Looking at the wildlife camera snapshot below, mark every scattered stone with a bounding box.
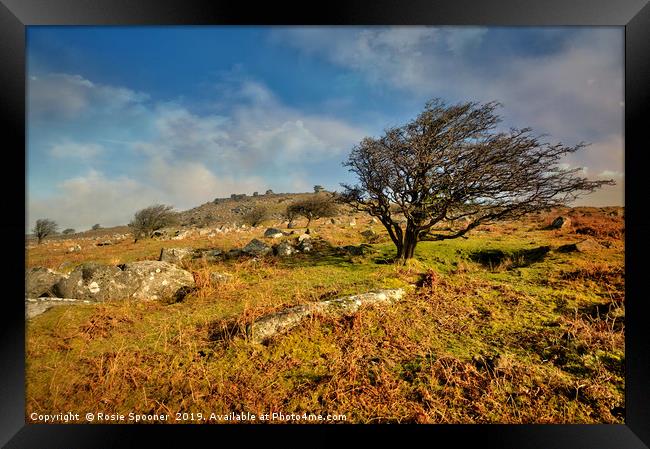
[297,239,313,252]
[26,267,65,298]
[247,289,405,344]
[53,262,128,302]
[159,247,195,265]
[199,249,223,262]
[120,261,196,303]
[67,244,81,253]
[172,230,192,240]
[25,297,93,319]
[52,261,195,303]
[548,216,570,230]
[210,272,234,284]
[264,228,284,238]
[557,239,601,253]
[298,233,311,242]
[226,249,243,259]
[349,218,356,226]
[242,239,272,257]
[274,241,297,257]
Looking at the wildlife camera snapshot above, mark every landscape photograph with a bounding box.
[25,26,624,424]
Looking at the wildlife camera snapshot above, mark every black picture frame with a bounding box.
[2,0,649,447]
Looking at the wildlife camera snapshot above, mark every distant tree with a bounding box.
[338,98,614,261]
[91,224,101,230]
[313,185,325,193]
[253,191,259,197]
[62,228,75,235]
[265,189,274,195]
[286,194,338,228]
[129,204,177,242]
[242,205,269,227]
[33,218,58,244]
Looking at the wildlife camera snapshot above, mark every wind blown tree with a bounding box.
[338,99,614,261]
[129,204,177,242]
[287,194,338,228]
[62,228,75,235]
[32,218,58,244]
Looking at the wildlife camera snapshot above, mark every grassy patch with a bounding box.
[25,207,624,423]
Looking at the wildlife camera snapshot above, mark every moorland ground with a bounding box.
[25,197,625,424]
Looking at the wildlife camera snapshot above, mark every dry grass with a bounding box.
[25,207,624,424]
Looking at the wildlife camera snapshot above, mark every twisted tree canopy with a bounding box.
[338,99,615,260]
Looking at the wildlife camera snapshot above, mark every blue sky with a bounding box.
[27,26,624,231]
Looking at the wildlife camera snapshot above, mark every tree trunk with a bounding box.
[398,225,418,261]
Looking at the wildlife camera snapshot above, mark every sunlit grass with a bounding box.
[25,206,625,423]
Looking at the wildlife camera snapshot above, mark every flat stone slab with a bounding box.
[25,297,94,319]
[247,288,405,344]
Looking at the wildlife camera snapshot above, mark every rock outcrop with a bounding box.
[242,239,272,257]
[548,216,570,230]
[264,228,285,238]
[274,241,297,257]
[51,261,195,303]
[246,289,405,344]
[159,247,195,265]
[25,267,65,298]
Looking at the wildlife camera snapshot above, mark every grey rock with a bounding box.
[159,247,195,265]
[248,289,405,344]
[264,228,285,238]
[297,239,313,252]
[67,244,81,253]
[53,261,195,303]
[274,241,297,257]
[53,262,130,302]
[25,297,93,319]
[225,249,243,259]
[120,261,196,302]
[26,267,65,298]
[549,216,570,230]
[198,249,223,262]
[298,233,311,242]
[242,239,272,257]
[556,239,601,253]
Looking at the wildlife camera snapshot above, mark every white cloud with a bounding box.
[29,73,149,119]
[271,27,624,205]
[132,80,367,172]
[28,74,369,230]
[50,141,104,159]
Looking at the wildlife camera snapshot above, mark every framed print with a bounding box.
[2,0,649,447]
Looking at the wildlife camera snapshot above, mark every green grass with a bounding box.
[25,207,625,423]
